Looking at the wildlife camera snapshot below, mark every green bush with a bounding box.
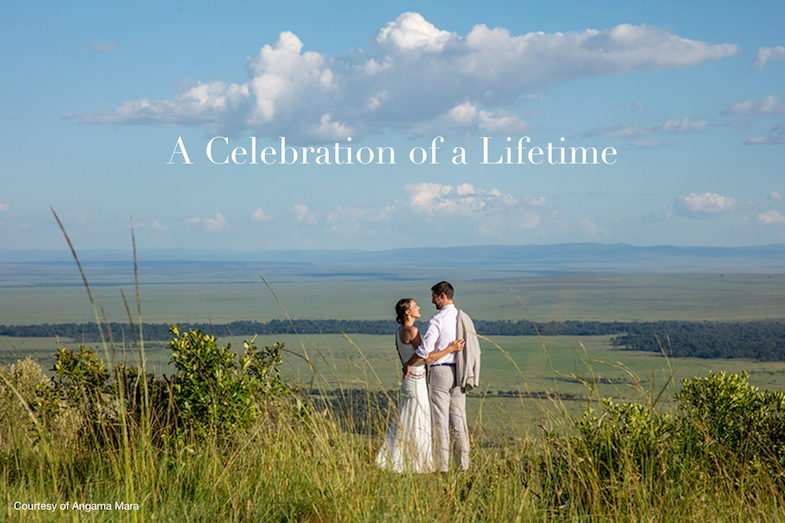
[168,325,298,435]
[574,398,676,481]
[677,371,785,470]
[558,370,785,502]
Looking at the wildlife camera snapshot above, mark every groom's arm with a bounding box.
[403,321,465,377]
[402,317,439,378]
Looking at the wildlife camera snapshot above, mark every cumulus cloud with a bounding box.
[769,191,782,201]
[631,139,680,148]
[758,210,785,224]
[65,13,738,140]
[752,46,785,70]
[0,203,8,212]
[526,196,547,206]
[183,212,229,232]
[578,218,607,235]
[726,96,785,145]
[405,182,517,216]
[292,204,317,223]
[727,95,785,116]
[672,192,737,217]
[401,182,543,232]
[322,182,545,235]
[744,122,785,145]
[151,220,167,230]
[326,204,396,227]
[587,118,708,138]
[250,208,272,222]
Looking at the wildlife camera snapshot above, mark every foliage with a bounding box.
[574,398,677,481]
[168,325,299,435]
[8,318,785,361]
[676,371,785,470]
[5,342,785,521]
[613,320,785,360]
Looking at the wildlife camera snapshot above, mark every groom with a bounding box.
[403,281,478,472]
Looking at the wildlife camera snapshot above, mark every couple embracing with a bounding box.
[376,281,480,473]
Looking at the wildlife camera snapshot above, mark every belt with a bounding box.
[432,363,455,366]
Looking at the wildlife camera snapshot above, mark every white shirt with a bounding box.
[416,303,458,365]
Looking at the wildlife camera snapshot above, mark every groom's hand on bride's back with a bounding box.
[450,339,466,352]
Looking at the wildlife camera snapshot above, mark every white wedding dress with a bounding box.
[375,328,435,473]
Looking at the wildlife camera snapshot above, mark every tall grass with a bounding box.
[5,353,785,522]
[2,217,785,521]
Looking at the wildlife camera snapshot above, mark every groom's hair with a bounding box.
[431,281,454,299]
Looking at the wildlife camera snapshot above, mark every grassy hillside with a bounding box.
[3,331,785,522]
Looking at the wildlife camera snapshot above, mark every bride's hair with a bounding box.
[395,298,414,324]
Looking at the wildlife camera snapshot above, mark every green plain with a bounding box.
[3,273,785,325]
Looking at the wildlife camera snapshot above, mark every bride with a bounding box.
[376,298,464,473]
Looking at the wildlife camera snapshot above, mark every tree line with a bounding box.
[0,318,627,341]
[3,318,785,361]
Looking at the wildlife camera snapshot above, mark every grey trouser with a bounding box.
[428,365,469,471]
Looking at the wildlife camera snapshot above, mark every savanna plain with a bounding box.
[3,266,785,521]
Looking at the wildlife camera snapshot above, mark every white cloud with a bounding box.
[727,98,785,144]
[183,212,229,232]
[728,95,785,116]
[250,208,272,222]
[0,203,8,212]
[518,211,541,230]
[65,13,738,140]
[326,204,396,227]
[587,118,707,138]
[768,191,782,201]
[525,196,547,206]
[374,12,454,53]
[405,182,517,216]
[744,122,785,145]
[745,136,785,145]
[203,213,228,231]
[151,220,167,230]
[414,102,528,136]
[752,46,785,70]
[758,210,785,224]
[292,204,317,223]
[321,182,543,235]
[89,39,119,53]
[673,192,737,216]
[661,118,708,133]
[631,139,680,148]
[578,218,607,235]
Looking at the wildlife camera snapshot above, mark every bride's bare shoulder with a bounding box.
[399,325,419,344]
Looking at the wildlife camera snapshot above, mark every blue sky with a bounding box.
[2,0,784,252]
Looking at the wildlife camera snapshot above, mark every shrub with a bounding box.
[168,325,298,435]
[574,398,677,481]
[676,371,785,470]
[0,358,49,447]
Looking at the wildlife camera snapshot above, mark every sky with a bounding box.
[2,0,785,253]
